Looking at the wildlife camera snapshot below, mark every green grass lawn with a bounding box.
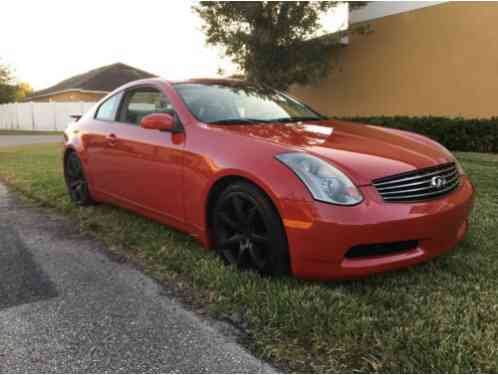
[0,144,497,372]
[0,129,63,136]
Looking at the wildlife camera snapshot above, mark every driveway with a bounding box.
[0,135,63,147]
[0,183,274,373]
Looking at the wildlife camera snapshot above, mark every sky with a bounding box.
[0,0,348,91]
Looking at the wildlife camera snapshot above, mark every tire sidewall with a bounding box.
[213,181,290,276]
[64,152,94,206]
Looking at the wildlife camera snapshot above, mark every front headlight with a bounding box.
[276,152,363,206]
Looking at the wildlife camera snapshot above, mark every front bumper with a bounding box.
[282,176,475,280]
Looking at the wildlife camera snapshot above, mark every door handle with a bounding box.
[106,133,117,146]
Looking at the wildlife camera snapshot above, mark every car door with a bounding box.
[84,91,124,194]
[105,86,186,223]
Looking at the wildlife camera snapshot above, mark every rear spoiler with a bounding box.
[70,114,82,122]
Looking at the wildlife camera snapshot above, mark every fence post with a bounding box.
[15,103,20,129]
[10,104,14,130]
[31,102,35,130]
[53,102,57,131]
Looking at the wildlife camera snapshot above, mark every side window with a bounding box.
[121,88,173,125]
[95,93,122,121]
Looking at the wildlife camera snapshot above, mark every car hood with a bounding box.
[210,119,454,185]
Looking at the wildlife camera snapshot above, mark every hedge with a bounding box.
[340,116,498,154]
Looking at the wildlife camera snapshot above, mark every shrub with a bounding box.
[340,116,498,153]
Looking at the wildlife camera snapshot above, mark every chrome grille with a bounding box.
[373,163,460,203]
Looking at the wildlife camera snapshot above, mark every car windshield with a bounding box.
[173,83,325,124]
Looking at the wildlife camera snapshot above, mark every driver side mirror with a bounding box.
[140,113,181,132]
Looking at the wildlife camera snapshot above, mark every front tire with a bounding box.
[212,181,290,276]
[64,152,95,206]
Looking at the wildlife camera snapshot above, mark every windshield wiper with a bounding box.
[267,116,326,123]
[207,118,271,125]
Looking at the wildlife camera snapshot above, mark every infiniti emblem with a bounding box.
[431,175,447,189]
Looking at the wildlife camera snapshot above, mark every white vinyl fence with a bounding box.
[0,102,97,131]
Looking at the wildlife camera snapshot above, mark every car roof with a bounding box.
[130,77,249,86]
[114,77,253,94]
[169,78,249,86]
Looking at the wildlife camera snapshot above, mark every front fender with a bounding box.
[195,161,312,249]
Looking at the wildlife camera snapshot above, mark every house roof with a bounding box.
[27,63,157,100]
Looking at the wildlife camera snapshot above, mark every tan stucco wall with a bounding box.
[31,91,106,103]
[290,2,498,118]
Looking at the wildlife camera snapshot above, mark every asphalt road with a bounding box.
[0,135,62,147]
[0,182,274,372]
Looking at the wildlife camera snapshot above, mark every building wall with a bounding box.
[31,91,106,103]
[290,2,498,119]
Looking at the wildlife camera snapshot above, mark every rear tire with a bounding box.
[212,181,290,276]
[64,152,95,206]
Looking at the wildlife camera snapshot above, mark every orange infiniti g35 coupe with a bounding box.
[63,78,475,280]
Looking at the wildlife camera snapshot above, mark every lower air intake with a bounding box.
[345,240,419,259]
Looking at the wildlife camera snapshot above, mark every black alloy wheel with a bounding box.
[65,152,95,206]
[212,182,290,276]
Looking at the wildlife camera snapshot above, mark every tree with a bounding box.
[194,1,347,89]
[0,60,33,103]
[0,61,15,104]
[14,82,33,102]
[0,60,12,83]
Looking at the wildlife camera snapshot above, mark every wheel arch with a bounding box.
[63,144,98,201]
[63,146,77,164]
[203,173,286,249]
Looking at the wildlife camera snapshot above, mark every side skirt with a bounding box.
[93,189,208,249]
